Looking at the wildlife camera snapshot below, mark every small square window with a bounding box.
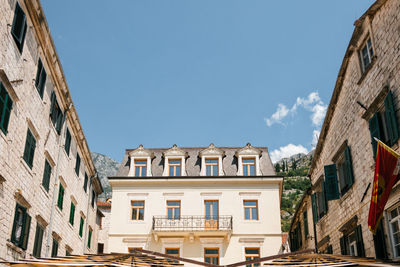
[134,160,147,177]
[360,37,374,73]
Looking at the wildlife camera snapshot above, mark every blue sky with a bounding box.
[41,0,375,163]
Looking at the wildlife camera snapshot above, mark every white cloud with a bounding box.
[311,130,320,148]
[264,92,327,127]
[264,104,289,126]
[270,144,309,163]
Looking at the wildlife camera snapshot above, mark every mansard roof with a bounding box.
[116,144,275,177]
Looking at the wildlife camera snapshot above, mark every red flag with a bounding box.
[368,139,400,234]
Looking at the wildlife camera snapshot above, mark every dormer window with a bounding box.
[128,145,154,177]
[205,158,218,176]
[199,144,225,176]
[162,145,188,177]
[242,158,255,176]
[236,143,262,176]
[168,159,182,176]
[134,160,147,177]
[360,37,374,73]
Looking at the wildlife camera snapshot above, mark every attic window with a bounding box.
[360,37,374,73]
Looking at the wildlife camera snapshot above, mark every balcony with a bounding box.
[152,216,232,240]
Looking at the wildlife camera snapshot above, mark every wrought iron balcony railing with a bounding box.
[152,215,233,231]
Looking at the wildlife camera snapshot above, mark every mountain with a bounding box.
[277,149,315,232]
[91,152,120,200]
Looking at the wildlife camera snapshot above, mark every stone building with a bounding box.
[108,144,283,265]
[288,188,315,253]
[305,0,400,260]
[0,0,102,261]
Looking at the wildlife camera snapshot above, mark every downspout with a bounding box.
[83,175,97,254]
[45,103,72,257]
[308,175,318,253]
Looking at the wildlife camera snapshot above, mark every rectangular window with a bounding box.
[167,200,181,219]
[311,181,328,223]
[35,58,47,98]
[66,250,71,256]
[11,203,31,250]
[11,2,27,53]
[83,173,88,192]
[389,206,400,258]
[69,201,75,226]
[79,217,84,237]
[204,248,219,265]
[57,184,64,210]
[303,211,309,238]
[0,82,13,135]
[360,38,374,73]
[51,238,58,257]
[87,227,92,248]
[205,158,218,176]
[23,129,36,169]
[131,201,144,220]
[290,221,303,252]
[128,247,142,253]
[245,247,260,267]
[165,248,180,263]
[242,158,255,176]
[32,223,44,258]
[98,243,104,254]
[65,128,71,156]
[91,189,96,208]
[134,159,147,177]
[168,159,181,176]
[50,91,63,134]
[340,225,365,257]
[42,160,52,192]
[75,154,81,176]
[244,200,258,220]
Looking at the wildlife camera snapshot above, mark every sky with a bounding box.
[41,0,375,163]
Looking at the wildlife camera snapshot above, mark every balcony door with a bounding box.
[204,200,218,230]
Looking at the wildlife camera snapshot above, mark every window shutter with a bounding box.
[33,224,44,258]
[340,236,347,255]
[10,204,21,244]
[69,202,75,225]
[84,173,88,192]
[21,213,31,250]
[355,225,366,257]
[303,211,309,238]
[369,113,381,159]
[344,146,355,188]
[79,217,84,237]
[50,91,56,123]
[55,111,63,134]
[42,160,51,192]
[311,193,318,223]
[297,221,302,248]
[321,181,328,214]
[385,91,399,146]
[324,164,339,200]
[11,2,27,52]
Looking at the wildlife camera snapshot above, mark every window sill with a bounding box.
[39,184,50,198]
[20,158,34,177]
[316,214,328,225]
[357,56,377,85]
[6,241,25,254]
[55,205,63,217]
[339,186,354,204]
[129,220,146,224]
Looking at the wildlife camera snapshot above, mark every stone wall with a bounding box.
[310,0,400,259]
[0,0,101,261]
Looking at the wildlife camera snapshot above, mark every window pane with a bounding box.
[205,249,218,254]
[245,248,259,254]
[391,209,398,219]
[167,209,173,219]
[206,166,211,176]
[142,166,147,176]
[132,209,137,220]
[250,166,255,176]
[213,166,218,175]
[206,159,218,164]
[244,201,257,206]
[243,165,248,176]
[169,160,181,164]
[176,166,181,176]
[174,208,180,219]
[138,209,144,220]
[245,208,250,220]
[135,167,140,177]
[252,208,258,220]
[243,159,255,163]
[166,249,179,255]
[168,201,180,206]
[169,166,174,175]
[132,202,143,207]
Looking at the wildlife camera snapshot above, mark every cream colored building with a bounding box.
[306,0,400,260]
[0,0,102,261]
[108,144,283,265]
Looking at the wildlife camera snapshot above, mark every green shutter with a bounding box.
[65,129,71,155]
[23,129,36,168]
[320,182,328,215]
[369,113,381,159]
[87,228,92,248]
[11,2,27,52]
[69,202,75,225]
[79,217,84,237]
[35,58,46,98]
[340,236,347,255]
[57,184,64,210]
[33,224,44,258]
[42,160,51,192]
[51,239,58,257]
[344,146,355,188]
[355,225,366,257]
[50,92,56,124]
[324,164,339,200]
[385,91,399,146]
[311,193,318,223]
[303,211,309,238]
[0,82,13,135]
[75,154,80,176]
[10,204,24,244]
[84,173,88,192]
[21,213,31,250]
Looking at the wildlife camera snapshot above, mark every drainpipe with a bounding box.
[45,103,72,257]
[308,176,318,253]
[83,178,92,254]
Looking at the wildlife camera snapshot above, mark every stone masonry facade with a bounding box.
[309,0,400,259]
[0,0,102,261]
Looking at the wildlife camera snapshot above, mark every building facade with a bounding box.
[288,188,315,253]
[306,0,400,260]
[0,0,102,261]
[108,144,283,265]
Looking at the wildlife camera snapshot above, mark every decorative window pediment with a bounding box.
[235,143,262,176]
[162,145,188,176]
[199,144,225,176]
[128,145,154,177]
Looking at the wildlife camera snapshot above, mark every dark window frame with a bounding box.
[0,82,13,135]
[75,154,81,177]
[32,222,44,258]
[23,128,36,169]
[10,203,31,250]
[57,184,64,210]
[11,2,27,53]
[64,128,71,156]
[35,58,47,98]
[42,159,52,192]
